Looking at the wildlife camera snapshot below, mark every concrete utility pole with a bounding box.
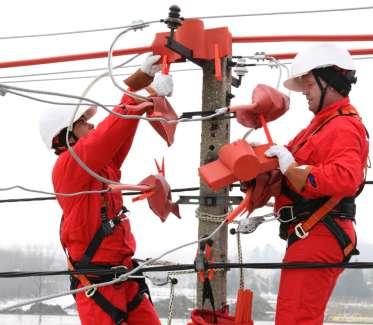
[197,58,231,309]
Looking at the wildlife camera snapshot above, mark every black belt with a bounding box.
[277,194,356,223]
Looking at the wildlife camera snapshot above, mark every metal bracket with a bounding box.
[177,195,243,206]
[179,110,235,120]
[166,36,205,67]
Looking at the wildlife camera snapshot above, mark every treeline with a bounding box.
[0,247,67,300]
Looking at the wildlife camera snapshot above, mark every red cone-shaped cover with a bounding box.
[148,96,178,146]
[234,84,289,128]
[138,174,180,222]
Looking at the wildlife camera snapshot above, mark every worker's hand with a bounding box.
[141,54,162,77]
[265,145,295,174]
[147,74,173,97]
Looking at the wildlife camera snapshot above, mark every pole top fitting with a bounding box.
[163,5,183,30]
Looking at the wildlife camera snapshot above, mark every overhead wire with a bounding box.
[0,64,142,80]
[192,6,373,20]
[0,68,202,84]
[0,19,160,40]
[0,185,109,198]
[2,261,373,279]
[0,186,201,204]
[2,57,373,85]
[1,6,373,40]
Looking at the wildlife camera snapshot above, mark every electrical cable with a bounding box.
[0,186,200,204]
[2,56,373,85]
[0,68,202,84]
[0,185,109,197]
[2,6,373,40]
[107,25,152,102]
[192,6,373,20]
[1,261,373,279]
[0,64,140,80]
[0,20,160,40]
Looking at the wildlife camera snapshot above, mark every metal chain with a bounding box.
[195,207,233,223]
[237,231,245,289]
[167,276,177,325]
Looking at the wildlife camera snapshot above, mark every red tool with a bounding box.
[136,159,180,222]
[147,96,178,146]
[199,140,278,192]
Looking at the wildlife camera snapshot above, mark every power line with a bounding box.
[1,53,372,84]
[0,20,160,40]
[0,64,141,79]
[1,182,373,204]
[1,6,373,40]
[2,55,373,84]
[1,261,373,279]
[0,68,202,84]
[193,6,373,20]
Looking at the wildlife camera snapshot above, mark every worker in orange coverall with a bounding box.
[39,55,172,325]
[264,43,369,325]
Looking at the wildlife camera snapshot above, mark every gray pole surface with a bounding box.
[197,58,231,309]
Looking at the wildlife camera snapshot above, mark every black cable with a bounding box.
[0,186,200,204]
[2,261,373,278]
[1,181,373,204]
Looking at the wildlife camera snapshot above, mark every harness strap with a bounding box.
[90,290,129,325]
[292,196,341,239]
[287,215,359,262]
[69,273,144,325]
[79,215,122,265]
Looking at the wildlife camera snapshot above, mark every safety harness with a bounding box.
[62,193,151,325]
[278,104,367,262]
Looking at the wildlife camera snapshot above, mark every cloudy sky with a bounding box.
[0,0,372,266]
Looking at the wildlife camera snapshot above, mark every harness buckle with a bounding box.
[111,265,128,280]
[294,222,309,239]
[85,286,97,298]
[276,205,296,223]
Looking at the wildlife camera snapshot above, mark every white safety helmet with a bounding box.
[39,105,97,149]
[283,43,355,92]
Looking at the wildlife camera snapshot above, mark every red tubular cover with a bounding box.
[199,141,278,191]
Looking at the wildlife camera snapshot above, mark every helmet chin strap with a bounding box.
[312,71,328,113]
[52,128,79,155]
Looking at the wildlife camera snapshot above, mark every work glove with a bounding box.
[141,54,162,77]
[123,54,161,91]
[265,145,295,174]
[146,74,173,97]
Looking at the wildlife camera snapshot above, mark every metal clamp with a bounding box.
[177,195,243,206]
[294,223,309,239]
[111,265,128,280]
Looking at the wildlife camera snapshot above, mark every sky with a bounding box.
[0,0,373,266]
